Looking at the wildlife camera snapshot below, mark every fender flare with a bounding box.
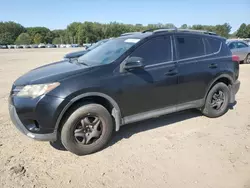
[54,92,122,133]
[204,74,234,99]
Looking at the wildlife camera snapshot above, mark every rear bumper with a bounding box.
[230,80,240,103]
[9,103,57,141]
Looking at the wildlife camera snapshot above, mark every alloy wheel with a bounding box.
[210,90,225,110]
[74,116,102,145]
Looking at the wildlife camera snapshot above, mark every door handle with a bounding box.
[165,69,178,76]
[209,63,218,69]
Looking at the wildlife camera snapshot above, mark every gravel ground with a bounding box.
[0,49,250,188]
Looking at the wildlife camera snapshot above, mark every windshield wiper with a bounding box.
[78,60,89,66]
[69,58,89,66]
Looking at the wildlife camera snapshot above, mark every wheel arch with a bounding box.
[55,92,122,134]
[204,74,234,101]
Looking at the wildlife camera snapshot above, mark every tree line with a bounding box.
[0,21,249,45]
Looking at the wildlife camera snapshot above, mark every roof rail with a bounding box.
[120,32,141,36]
[142,27,177,33]
[177,29,217,35]
[143,28,217,35]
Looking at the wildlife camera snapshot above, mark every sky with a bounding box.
[0,0,249,32]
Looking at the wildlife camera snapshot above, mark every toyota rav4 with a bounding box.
[9,29,240,155]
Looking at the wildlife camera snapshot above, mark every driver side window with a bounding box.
[129,36,172,66]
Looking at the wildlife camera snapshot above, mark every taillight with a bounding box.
[232,55,240,63]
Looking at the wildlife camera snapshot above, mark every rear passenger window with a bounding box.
[130,36,172,66]
[175,35,205,59]
[204,38,222,54]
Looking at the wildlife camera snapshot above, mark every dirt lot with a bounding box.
[0,49,250,188]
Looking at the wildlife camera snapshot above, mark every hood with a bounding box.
[64,50,89,59]
[14,60,89,85]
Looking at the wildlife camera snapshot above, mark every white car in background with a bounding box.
[226,39,250,64]
[38,43,46,48]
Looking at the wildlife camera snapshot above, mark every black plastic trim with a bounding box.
[122,99,204,125]
[55,92,122,133]
[9,104,56,141]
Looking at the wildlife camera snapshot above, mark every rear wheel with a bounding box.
[244,54,250,64]
[61,103,114,155]
[202,82,230,118]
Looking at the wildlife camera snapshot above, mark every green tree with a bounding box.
[52,37,61,44]
[44,31,54,43]
[0,32,13,44]
[0,21,25,44]
[180,24,188,29]
[246,24,250,38]
[191,23,231,38]
[27,27,50,43]
[214,23,231,38]
[236,23,248,38]
[33,33,43,44]
[67,22,81,43]
[52,29,66,43]
[15,33,32,44]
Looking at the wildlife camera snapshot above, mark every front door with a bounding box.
[116,35,178,117]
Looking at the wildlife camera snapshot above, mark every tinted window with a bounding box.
[130,36,172,66]
[228,42,237,49]
[205,38,222,54]
[175,35,205,59]
[237,42,248,48]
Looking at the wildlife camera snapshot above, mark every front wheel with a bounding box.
[61,103,114,155]
[202,82,230,118]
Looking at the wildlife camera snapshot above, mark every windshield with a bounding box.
[87,40,107,51]
[78,38,139,66]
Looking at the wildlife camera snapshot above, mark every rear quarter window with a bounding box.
[204,38,222,54]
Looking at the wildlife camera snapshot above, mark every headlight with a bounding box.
[16,82,60,98]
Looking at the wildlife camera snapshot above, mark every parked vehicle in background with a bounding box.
[0,45,8,49]
[60,44,66,48]
[243,39,250,45]
[15,45,23,49]
[66,44,72,48]
[71,44,80,48]
[38,43,46,48]
[227,39,250,64]
[83,43,92,49]
[64,39,109,60]
[46,44,56,48]
[30,44,39,48]
[9,29,240,155]
[22,45,31,48]
[7,45,15,49]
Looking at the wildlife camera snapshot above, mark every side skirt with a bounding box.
[122,99,204,125]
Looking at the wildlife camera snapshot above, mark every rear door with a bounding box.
[116,35,178,117]
[174,34,222,105]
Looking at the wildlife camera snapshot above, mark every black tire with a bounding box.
[244,54,250,64]
[202,82,230,118]
[61,103,114,155]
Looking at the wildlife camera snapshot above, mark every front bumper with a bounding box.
[230,80,240,103]
[9,104,57,141]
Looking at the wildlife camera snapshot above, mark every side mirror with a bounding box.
[124,57,144,70]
